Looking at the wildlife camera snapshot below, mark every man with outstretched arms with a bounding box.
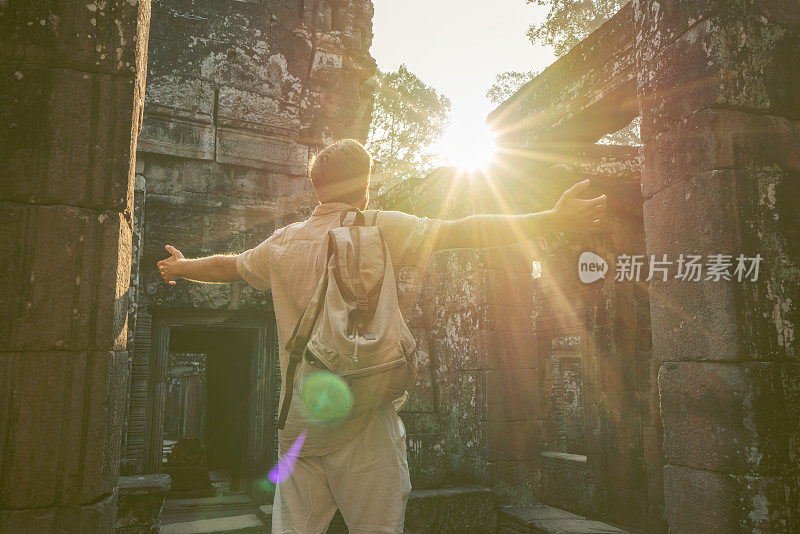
[157,139,605,534]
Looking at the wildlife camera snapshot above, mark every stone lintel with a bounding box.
[488,2,637,149]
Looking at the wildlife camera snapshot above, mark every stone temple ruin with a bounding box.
[1,0,798,532]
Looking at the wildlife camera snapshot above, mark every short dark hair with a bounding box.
[309,139,372,203]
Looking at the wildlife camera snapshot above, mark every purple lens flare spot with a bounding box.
[267,430,308,484]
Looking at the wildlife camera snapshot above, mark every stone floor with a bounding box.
[158,485,498,533]
[156,489,636,534]
[499,504,631,534]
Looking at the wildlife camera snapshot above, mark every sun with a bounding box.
[434,109,498,171]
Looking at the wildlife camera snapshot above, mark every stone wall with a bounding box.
[123,0,376,472]
[635,0,800,531]
[0,0,151,531]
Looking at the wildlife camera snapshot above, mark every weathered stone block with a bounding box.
[147,0,311,99]
[439,370,485,422]
[636,0,800,65]
[0,66,137,210]
[605,452,647,491]
[135,156,181,195]
[428,309,486,372]
[0,204,131,351]
[405,433,447,489]
[0,491,119,534]
[405,332,434,413]
[311,49,345,81]
[114,474,171,533]
[0,351,128,508]
[142,193,289,262]
[138,116,215,160]
[443,418,486,468]
[645,466,667,530]
[484,332,537,370]
[539,452,598,518]
[0,0,142,74]
[657,362,791,473]
[485,268,535,308]
[216,128,309,173]
[142,269,238,311]
[638,14,800,141]
[179,160,232,196]
[734,163,800,362]
[663,464,800,533]
[484,421,540,462]
[424,249,486,314]
[641,109,800,198]
[400,412,441,436]
[642,424,664,468]
[403,486,498,534]
[499,503,627,534]
[217,86,300,136]
[635,0,717,64]
[643,171,740,362]
[484,459,539,504]
[488,305,533,334]
[485,368,538,421]
[273,173,309,197]
[604,486,647,527]
[143,75,215,123]
[231,168,277,199]
[642,170,740,256]
[483,244,538,273]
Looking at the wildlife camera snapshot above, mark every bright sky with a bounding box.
[371,0,556,169]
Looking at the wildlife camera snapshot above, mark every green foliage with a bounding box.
[366,65,451,190]
[486,70,539,105]
[526,0,626,57]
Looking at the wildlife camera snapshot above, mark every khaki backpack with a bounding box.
[277,209,418,430]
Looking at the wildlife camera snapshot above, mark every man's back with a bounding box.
[236,202,440,456]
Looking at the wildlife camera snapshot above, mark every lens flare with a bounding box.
[267,430,307,484]
[300,371,353,423]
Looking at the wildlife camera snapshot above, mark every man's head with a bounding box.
[309,139,372,208]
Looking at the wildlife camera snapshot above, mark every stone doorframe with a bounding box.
[143,311,278,500]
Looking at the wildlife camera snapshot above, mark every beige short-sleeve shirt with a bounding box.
[236,202,440,456]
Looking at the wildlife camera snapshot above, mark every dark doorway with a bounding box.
[166,327,258,493]
[145,313,278,502]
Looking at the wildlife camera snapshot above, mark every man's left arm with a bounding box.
[433,180,606,251]
[157,245,241,285]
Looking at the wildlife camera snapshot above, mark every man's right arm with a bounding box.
[157,245,241,285]
[433,180,606,251]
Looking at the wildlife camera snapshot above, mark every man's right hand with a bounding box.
[549,179,607,233]
[157,245,185,285]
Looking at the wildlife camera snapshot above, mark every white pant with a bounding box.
[271,405,412,533]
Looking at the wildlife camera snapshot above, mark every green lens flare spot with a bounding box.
[300,372,353,423]
[257,478,276,494]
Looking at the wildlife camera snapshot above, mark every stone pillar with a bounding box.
[635,0,799,531]
[0,0,151,531]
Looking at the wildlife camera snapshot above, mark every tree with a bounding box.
[486,70,539,105]
[526,0,626,58]
[366,65,451,191]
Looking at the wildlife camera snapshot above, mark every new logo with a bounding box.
[578,252,608,284]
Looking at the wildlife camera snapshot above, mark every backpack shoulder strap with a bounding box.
[368,209,381,226]
[277,233,334,430]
